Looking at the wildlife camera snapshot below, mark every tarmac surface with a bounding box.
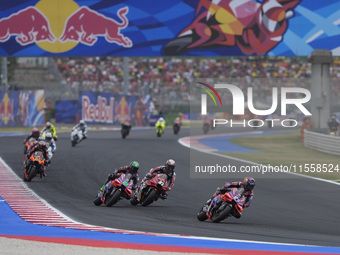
[0,127,339,247]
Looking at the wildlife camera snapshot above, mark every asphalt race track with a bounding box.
[1,127,340,247]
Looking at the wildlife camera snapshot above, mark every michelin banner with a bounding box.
[0,90,45,127]
[0,0,340,56]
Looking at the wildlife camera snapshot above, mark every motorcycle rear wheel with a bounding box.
[141,189,157,207]
[130,197,139,206]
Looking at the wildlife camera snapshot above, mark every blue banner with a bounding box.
[55,100,78,123]
[0,90,44,127]
[0,1,339,56]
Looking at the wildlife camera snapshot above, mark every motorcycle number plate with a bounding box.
[158,181,165,186]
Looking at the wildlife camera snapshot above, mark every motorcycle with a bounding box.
[173,120,181,135]
[203,119,215,134]
[197,188,246,223]
[130,173,169,207]
[121,124,131,139]
[23,151,46,182]
[93,173,134,207]
[156,125,164,137]
[71,127,83,147]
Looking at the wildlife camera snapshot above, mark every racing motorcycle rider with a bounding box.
[41,121,58,141]
[139,159,176,200]
[24,127,40,142]
[73,119,88,140]
[101,161,140,200]
[206,177,255,219]
[25,140,50,177]
[24,128,40,154]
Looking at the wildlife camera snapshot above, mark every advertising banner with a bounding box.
[0,90,44,127]
[0,0,339,56]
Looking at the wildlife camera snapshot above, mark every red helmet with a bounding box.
[243,177,256,191]
[31,128,40,138]
[165,159,175,175]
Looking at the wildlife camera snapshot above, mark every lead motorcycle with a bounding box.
[130,173,169,206]
[197,188,246,223]
[93,173,134,207]
[23,151,46,182]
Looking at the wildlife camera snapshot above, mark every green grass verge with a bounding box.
[220,131,340,181]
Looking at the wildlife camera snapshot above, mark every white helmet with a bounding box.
[45,132,53,142]
[79,120,85,126]
[159,117,164,123]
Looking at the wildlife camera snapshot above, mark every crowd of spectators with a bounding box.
[55,56,340,106]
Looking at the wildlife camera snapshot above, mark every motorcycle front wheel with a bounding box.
[211,203,232,223]
[197,205,208,221]
[106,189,122,207]
[141,189,157,207]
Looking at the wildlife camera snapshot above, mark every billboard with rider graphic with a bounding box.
[0,0,340,56]
[0,90,44,127]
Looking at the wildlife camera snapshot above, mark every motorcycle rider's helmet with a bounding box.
[31,128,40,139]
[243,177,256,191]
[129,161,140,173]
[46,122,52,129]
[79,120,85,127]
[165,159,175,175]
[159,117,164,123]
[37,141,47,151]
[45,132,53,143]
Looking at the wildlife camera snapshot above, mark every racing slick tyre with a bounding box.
[106,189,122,207]
[197,205,209,221]
[211,203,232,223]
[141,189,157,207]
[130,197,139,206]
[93,196,103,206]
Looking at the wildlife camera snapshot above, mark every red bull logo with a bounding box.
[0,0,132,53]
[0,7,55,46]
[82,96,114,123]
[0,93,14,125]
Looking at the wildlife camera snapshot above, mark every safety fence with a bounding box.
[304,129,340,156]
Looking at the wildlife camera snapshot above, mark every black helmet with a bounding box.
[32,128,40,138]
[129,161,140,173]
[243,177,256,191]
[165,159,175,174]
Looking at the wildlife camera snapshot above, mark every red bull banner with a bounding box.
[78,91,148,125]
[0,90,45,127]
[0,1,340,56]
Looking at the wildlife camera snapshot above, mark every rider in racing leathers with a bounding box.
[206,177,255,219]
[138,159,176,200]
[25,140,50,176]
[41,121,58,141]
[101,161,140,199]
[73,120,88,140]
